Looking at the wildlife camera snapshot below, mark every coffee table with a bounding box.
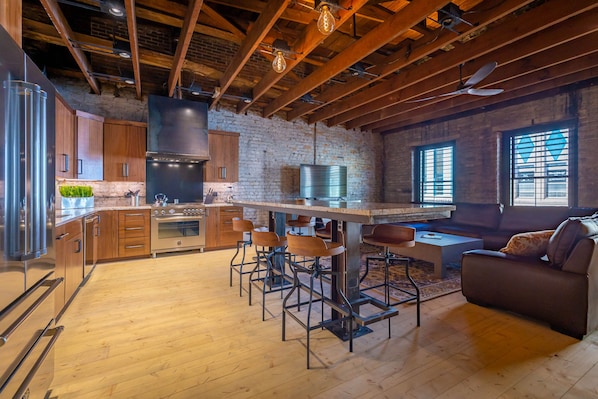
[390,230,483,278]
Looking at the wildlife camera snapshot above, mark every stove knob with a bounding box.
[161,209,166,215]
[154,210,159,216]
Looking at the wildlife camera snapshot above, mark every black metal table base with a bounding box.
[325,323,373,341]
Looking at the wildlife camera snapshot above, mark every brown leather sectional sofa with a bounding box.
[409,202,597,250]
[461,213,598,339]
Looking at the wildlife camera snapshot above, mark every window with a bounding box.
[503,125,576,206]
[415,142,454,203]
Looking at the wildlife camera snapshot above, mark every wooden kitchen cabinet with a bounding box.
[204,205,243,250]
[97,210,119,261]
[55,219,83,319]
[204,130,239,182]
[55,94,76,179]
[76,110,104,180]
[118,209,150,258]
[103,119,147,182]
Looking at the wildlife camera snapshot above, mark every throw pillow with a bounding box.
[499,230,555,257]
[546,215,598,267]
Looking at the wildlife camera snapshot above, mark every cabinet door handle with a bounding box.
[74,239,82,253]
[61,154,69,173]
[122,163,129,177]
[218,166,227,179]
[124,227,143,231]
[77,159,83,175]
[125,244,144,249]
[124,213,145,217]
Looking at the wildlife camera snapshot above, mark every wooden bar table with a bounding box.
[233,200,455,303]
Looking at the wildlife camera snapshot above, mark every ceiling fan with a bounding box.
[408,61,504,103]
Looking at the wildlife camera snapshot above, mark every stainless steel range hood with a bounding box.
[146,95,210,162]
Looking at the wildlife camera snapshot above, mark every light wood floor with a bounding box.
[49,249,598,399]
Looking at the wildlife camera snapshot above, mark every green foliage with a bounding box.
[59,185,93,197]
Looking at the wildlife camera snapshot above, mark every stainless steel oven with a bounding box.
[150,205,206,257]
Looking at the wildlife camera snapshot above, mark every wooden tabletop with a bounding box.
[233,200,455,224]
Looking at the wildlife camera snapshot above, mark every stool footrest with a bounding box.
[351,295,399,326]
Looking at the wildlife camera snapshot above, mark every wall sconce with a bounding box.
[271,39,290,74]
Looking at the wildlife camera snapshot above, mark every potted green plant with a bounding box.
[59,185,94,209]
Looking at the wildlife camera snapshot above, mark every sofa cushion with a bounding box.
[449,202,503,230]
[547,215,598,267]
[499,230,554,257]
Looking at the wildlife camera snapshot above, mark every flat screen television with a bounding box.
[300,164,347,199]
[147,95,209,161]
[146,161,204,204]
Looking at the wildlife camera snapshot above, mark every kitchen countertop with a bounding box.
[55,201,236,226]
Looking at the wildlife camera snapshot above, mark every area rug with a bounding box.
[325,243,462,303]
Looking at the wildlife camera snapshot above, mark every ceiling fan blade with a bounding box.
[467,88,504,96]
[407,88,468,103]
[464,62,498,87]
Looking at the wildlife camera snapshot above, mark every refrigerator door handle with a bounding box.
[0,277,63,347]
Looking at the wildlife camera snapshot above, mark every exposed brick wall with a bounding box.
[52,77,384,225]
[384,84,598,208]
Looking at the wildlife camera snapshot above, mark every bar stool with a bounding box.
[283,234,354,369]
[361,224,420,326]
[248,231,290,321]
[287,215,312,235]
[315,221,332,240]
[230,218,257,297]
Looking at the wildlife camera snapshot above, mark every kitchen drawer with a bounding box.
[219,206,242,226]
[62,219,83,236]
[118,237,150,257]
[119,210,149,227]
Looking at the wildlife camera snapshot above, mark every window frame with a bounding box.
[414,141,455,204]
[500,121,578,207]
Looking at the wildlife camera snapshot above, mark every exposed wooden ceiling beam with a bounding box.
[236,0,369,114]
[376,56,598,133]
[261,0,452,118]
[210,0,291,110]
[366,36,598,131]
[324,0,598,128]
[290,0,533,123]
[124,0,141,99]
[167,0,204,97]
[340,5,598,129]
[37,0,101,94]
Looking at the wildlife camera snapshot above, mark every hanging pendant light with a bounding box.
[317,4,335,35]
[272,50,287,73]
[271,39,290,73]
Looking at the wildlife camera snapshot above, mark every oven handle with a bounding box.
[152,215,203,222]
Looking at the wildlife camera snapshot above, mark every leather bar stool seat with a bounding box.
[315,221,332,240]
[248,231,290,321]
[229,218,257,297]
[286,215,312,235]
[361,224,421,327]
[283,234,354,369]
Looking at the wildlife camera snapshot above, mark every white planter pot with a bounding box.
[61,196,94,209]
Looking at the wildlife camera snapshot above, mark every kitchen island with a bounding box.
[233,200,456,302]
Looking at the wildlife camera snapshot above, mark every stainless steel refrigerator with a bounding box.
[0,25,62,399]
